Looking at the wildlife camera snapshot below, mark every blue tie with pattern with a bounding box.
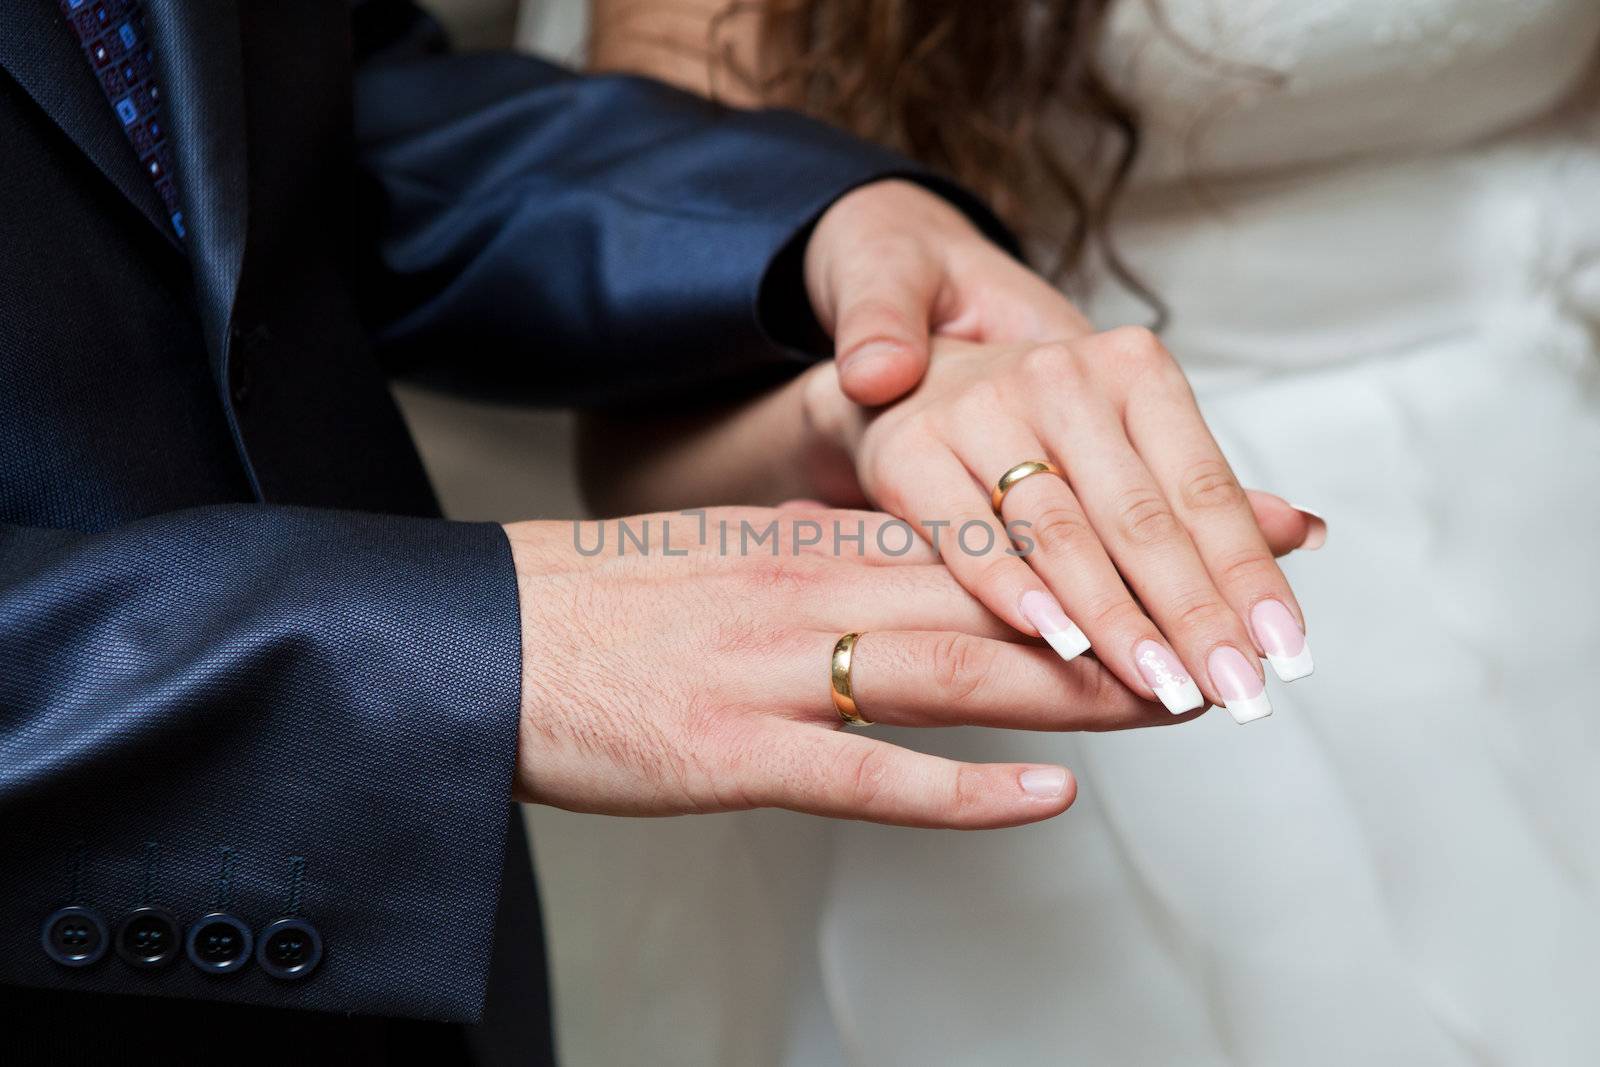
[60,0,185,239]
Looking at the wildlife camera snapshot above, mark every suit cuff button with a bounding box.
[115,906,181,969]
[256,918,322,980]
[185,912,253,975]
[41,906,109,968]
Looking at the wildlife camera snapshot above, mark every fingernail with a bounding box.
[838,341,903,377]
[1019,766,1068,799]
[1289,502,1328,551]
[1250,599,1314,682]
[1207,645,1272,724]
[1133,639,1204,714]
[1020,590,1091,661]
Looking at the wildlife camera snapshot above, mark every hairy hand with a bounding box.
[504,509,1181,829]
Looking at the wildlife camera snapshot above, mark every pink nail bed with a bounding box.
[1208,645,1272,724]
[1133,640,1204,714]
[1251,599,1314,682]
[1019,767,1068,799]
[1019,591,1090,661]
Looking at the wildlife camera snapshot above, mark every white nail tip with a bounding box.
[1155,678,1206,715]
[1225,691,1274,724]
[1039,626,1091,662]
[1266,644,1315,683]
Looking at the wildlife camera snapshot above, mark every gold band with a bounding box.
[991,459,1063,513]
[830,632,872,726]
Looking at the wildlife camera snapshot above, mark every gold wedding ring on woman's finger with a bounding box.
[991,460,1064,514]
[831,632,872,726]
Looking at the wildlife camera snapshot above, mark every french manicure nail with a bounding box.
[1251,599,1314,682]
[1020,591,1091,661]
[1208,645,1272,724]
[1019,766,1068,799]
[1289,502,1328,551]
[1133,639,1205,714]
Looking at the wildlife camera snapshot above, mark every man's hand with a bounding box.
[804,179,1091,406]
[504,508,1183,829]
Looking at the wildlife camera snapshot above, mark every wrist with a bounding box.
[501,520,569,804]
[797,362,870,506]
[803,179,970,325]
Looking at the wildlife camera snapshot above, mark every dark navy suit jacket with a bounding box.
[0,0,1006,1062]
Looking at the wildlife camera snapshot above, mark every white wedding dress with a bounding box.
[790,2,1600,1064]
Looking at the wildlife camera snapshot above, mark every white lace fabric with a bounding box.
[1096,0,1600,184]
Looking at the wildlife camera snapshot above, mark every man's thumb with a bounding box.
[831,286,932,407]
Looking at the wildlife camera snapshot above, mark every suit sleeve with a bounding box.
[350,5,1017,407]
[0,505,523,1022]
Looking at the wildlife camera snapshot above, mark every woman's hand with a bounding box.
[504,509,1175,829]
[801,330,1317,723]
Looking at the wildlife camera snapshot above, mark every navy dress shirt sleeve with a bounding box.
[0,506,523,1022]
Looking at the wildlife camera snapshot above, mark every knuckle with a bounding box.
[930,632,997,703]
[949,765,986,823]
[1103,324,1165,363]
[1030,503,1097,557]
[1116,489,1182,547]
[1087,594,1146,633]
[1170,591,1230,634]
[1215,547,1279,589]
[843,745,891,809]
[1179,459,1246,512]
[1020,341,1076,385]
[1099,326,1186,389]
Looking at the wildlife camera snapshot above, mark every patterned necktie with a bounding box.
[60,0,185,239]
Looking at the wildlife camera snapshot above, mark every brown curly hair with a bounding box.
[711,0,1161,321]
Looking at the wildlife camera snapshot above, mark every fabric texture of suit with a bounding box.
[0,0,1008,1061]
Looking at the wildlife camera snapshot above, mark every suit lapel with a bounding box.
[0,0,177,245]
[144,0,249,371]
[6,0,343,391]
[0,0,252,368]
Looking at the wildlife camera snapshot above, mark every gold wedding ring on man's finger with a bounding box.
[831,632,872,726]
[991,460,1063,514]
[834,461,1062,727]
